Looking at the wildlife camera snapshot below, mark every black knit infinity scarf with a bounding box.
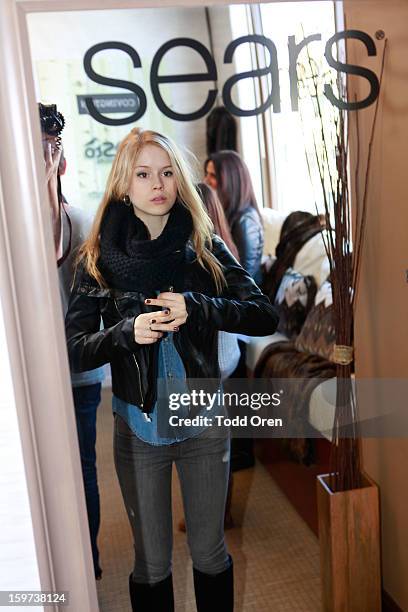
[98,199,193,292]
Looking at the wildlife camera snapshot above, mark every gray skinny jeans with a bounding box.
[113,413,231,584]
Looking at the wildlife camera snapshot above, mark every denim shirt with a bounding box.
[112,332,224,445]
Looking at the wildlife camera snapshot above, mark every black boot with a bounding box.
[193,556,234,612]
[128,572,174,612]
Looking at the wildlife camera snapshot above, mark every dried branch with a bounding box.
[297,35,387,492]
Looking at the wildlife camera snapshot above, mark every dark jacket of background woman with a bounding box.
[231,206,263,285]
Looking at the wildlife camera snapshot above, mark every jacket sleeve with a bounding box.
[65,266,140,373]
[183,236,278,336]
[232,211,264,278]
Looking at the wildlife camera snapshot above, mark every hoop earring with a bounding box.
[123,194,131,206]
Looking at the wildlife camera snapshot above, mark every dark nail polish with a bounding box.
[151,319,156,324]
[145,299,151,304]
[164,309,170,315]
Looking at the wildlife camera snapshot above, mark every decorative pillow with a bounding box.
[294,280,335,361]
[260,208,286,257]
[274,269,317,340]
[260,254,276,292]
[293,231,331,287]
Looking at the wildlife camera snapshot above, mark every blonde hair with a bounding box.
[78,128,226,292]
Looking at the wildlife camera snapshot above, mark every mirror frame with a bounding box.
[0,1,332,610]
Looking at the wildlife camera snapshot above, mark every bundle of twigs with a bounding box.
[298,38,387,492]
[326,109,361,493]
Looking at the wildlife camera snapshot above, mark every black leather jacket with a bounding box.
[231,207,264,285]
[65,236,278,413]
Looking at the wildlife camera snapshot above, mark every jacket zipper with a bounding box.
[113,298,151,420]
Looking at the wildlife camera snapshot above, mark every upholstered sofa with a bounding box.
[246,208,337,442]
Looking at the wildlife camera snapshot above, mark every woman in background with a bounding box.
[204,150,264,285]
[196,182,239,260]
[195,182,241,387]
[178,182,240,533]
[205,152,265,470]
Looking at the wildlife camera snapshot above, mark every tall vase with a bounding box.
[317,473,381,612]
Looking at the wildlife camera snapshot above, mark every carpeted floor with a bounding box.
[95,389,321,611]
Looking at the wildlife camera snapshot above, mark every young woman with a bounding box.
[65,128,278,612]
[196,181,239,261]
[195,182,241,384]
[205,152,265,472]
[204,150,264,285]
[195,182,242,527]
[40,103,105,580]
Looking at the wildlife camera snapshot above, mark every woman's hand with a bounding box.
[145,292,188,332]
[133,293,188,344]
[133,312,164,344]
[45,141,62,184]
[43,141,63,257]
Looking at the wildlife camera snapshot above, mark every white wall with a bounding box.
[345,1,408,609]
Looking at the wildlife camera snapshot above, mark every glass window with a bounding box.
[260,1,337,213]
